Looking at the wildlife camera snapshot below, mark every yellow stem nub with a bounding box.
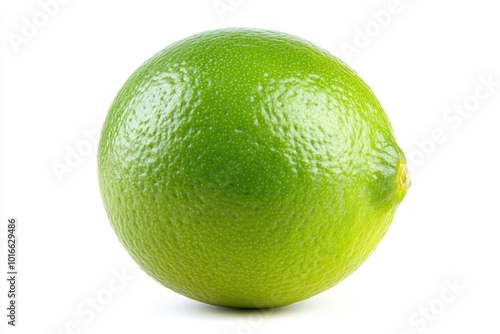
[398,163,411,190]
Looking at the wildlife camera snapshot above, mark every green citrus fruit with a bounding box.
[98,28,410,308]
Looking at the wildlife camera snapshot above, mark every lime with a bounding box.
[98,28,409,308]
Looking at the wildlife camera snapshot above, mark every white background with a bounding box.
[1,0,499,333]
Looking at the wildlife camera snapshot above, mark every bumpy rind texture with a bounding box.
[98,28,408,308]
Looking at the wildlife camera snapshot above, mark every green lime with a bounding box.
[98,28,409,308]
